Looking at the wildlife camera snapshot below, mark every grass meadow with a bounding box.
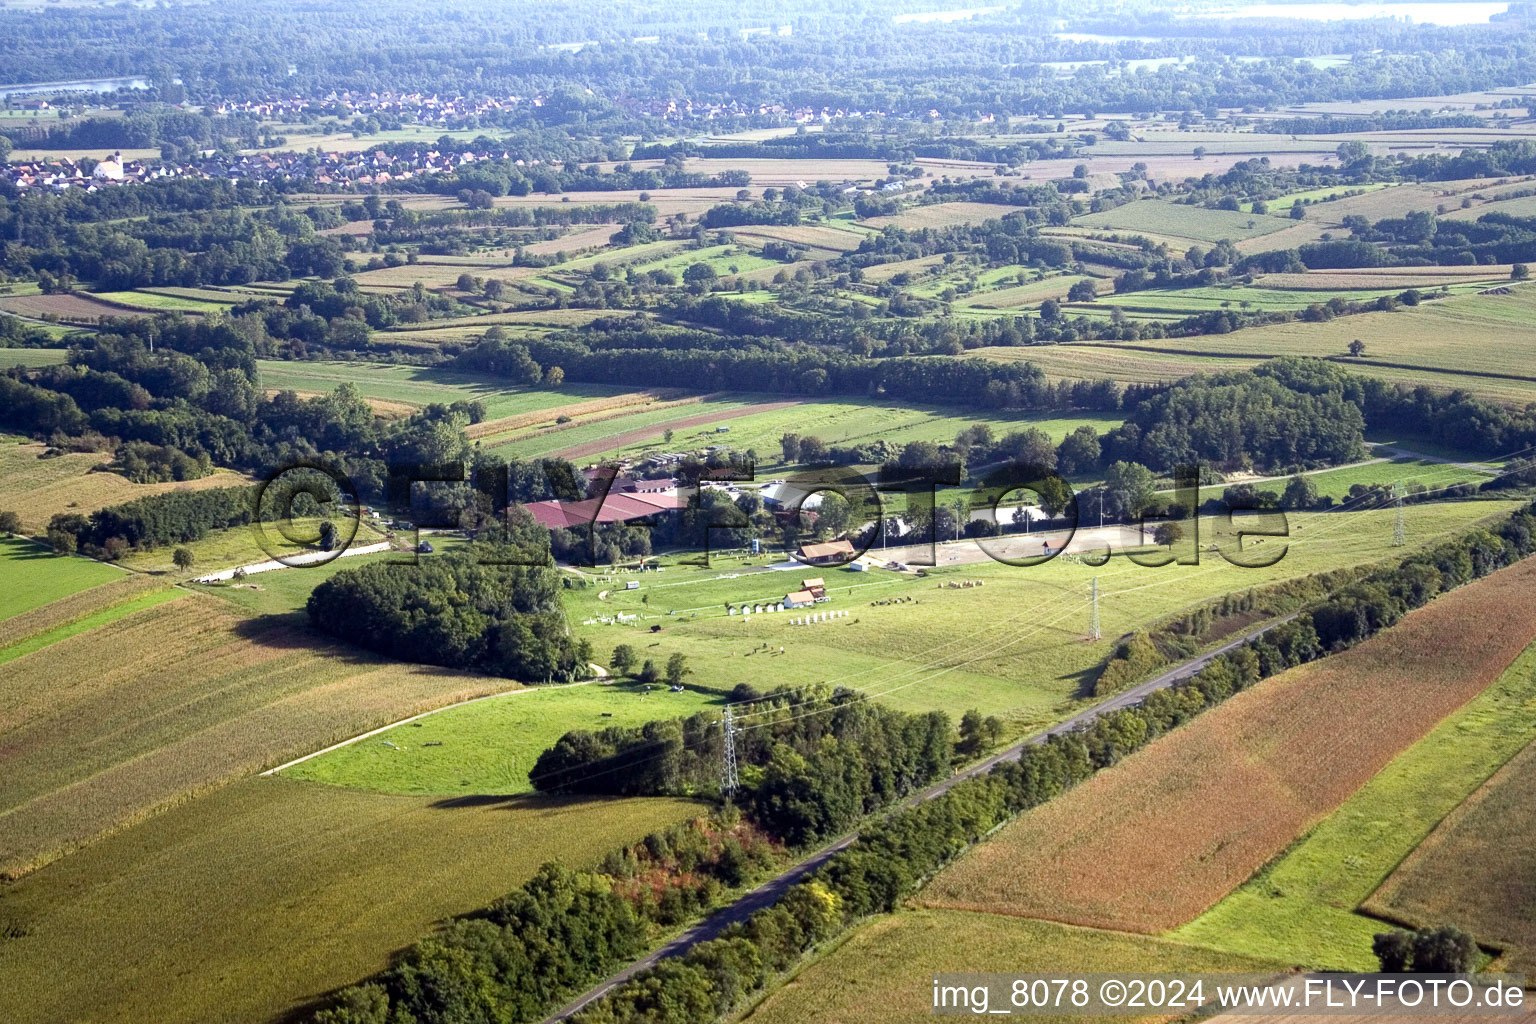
[262,503,1520,809]
[284,680,726,794]
[1285,456,1493,500]
[0,534,127,621]
[480,394,759,460]
[918,555,1536,934]
[1073,198,1295,245]
[560,399,1124,471]
[0,777,700,1024]
[115,516,389,577]
[253,359,624,415]
[91,289,237,313]
[0,347,68,368]
[1172,639,1536,970]
[973,283,1536,404]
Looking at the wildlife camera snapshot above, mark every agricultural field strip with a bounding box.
[1363,730,1536,975]
[0,534,130,622]
[918,554,1536,934]
[0,779,702,1024]
[0,594,526,878]
[0,571,167,650]
[1171,638,1536,970]
[469,390,724,447]
[0,588,186,668]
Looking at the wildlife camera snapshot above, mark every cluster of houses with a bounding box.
[209,90,534,126]
[1,152,177,191]
[0,143,551,193]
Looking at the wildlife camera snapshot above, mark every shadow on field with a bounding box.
[1067,663,1105,699]
[229,612,353,650]
[426,792,653,815]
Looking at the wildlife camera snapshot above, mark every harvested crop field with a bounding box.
[743,909,1286,1024]
[1172,639,1536,970]
[920,556,1536,934]
[0,593,519,877]
[1254,267,1513,290]
[0,777,700,1024]
[0,291,146,321]
[1365,735,1536,975]
[520,223,619,255]
[730,224,870,252]
[545,398,801,460]
[862,201,1018,230]
[0,441,251,534]
[464,388,691,439]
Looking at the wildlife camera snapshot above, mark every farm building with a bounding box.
[784,590,817,609]
[801,577,827,600]
[798,539,856,565]
[524,490,688,530]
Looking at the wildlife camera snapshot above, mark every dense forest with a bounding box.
[3,0,1536,119]
[306,518,594,682]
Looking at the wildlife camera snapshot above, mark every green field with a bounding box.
[116,516,389,576]
[92,290,236,313]
[744,909,1286,1024]
[621,242,779,278]
[1276,456,1493,500]
[0,777,700,1024]
[0,347,68,368]
[481,395,757,459]
[284,680,726,794]
[972,283,1536,404]
[0,536,128,622]
[1074,199,1295,244]
[1141,288,1536,385]
[1171,638,1536,969]
[1254,182,1395,213]
[198,547,407,617]
[563,399,1125,471]
[254,359,624,415]
[259,503,1526,810]
[560,503,1515,724]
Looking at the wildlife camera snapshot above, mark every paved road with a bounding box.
[541,614,1296,1022]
